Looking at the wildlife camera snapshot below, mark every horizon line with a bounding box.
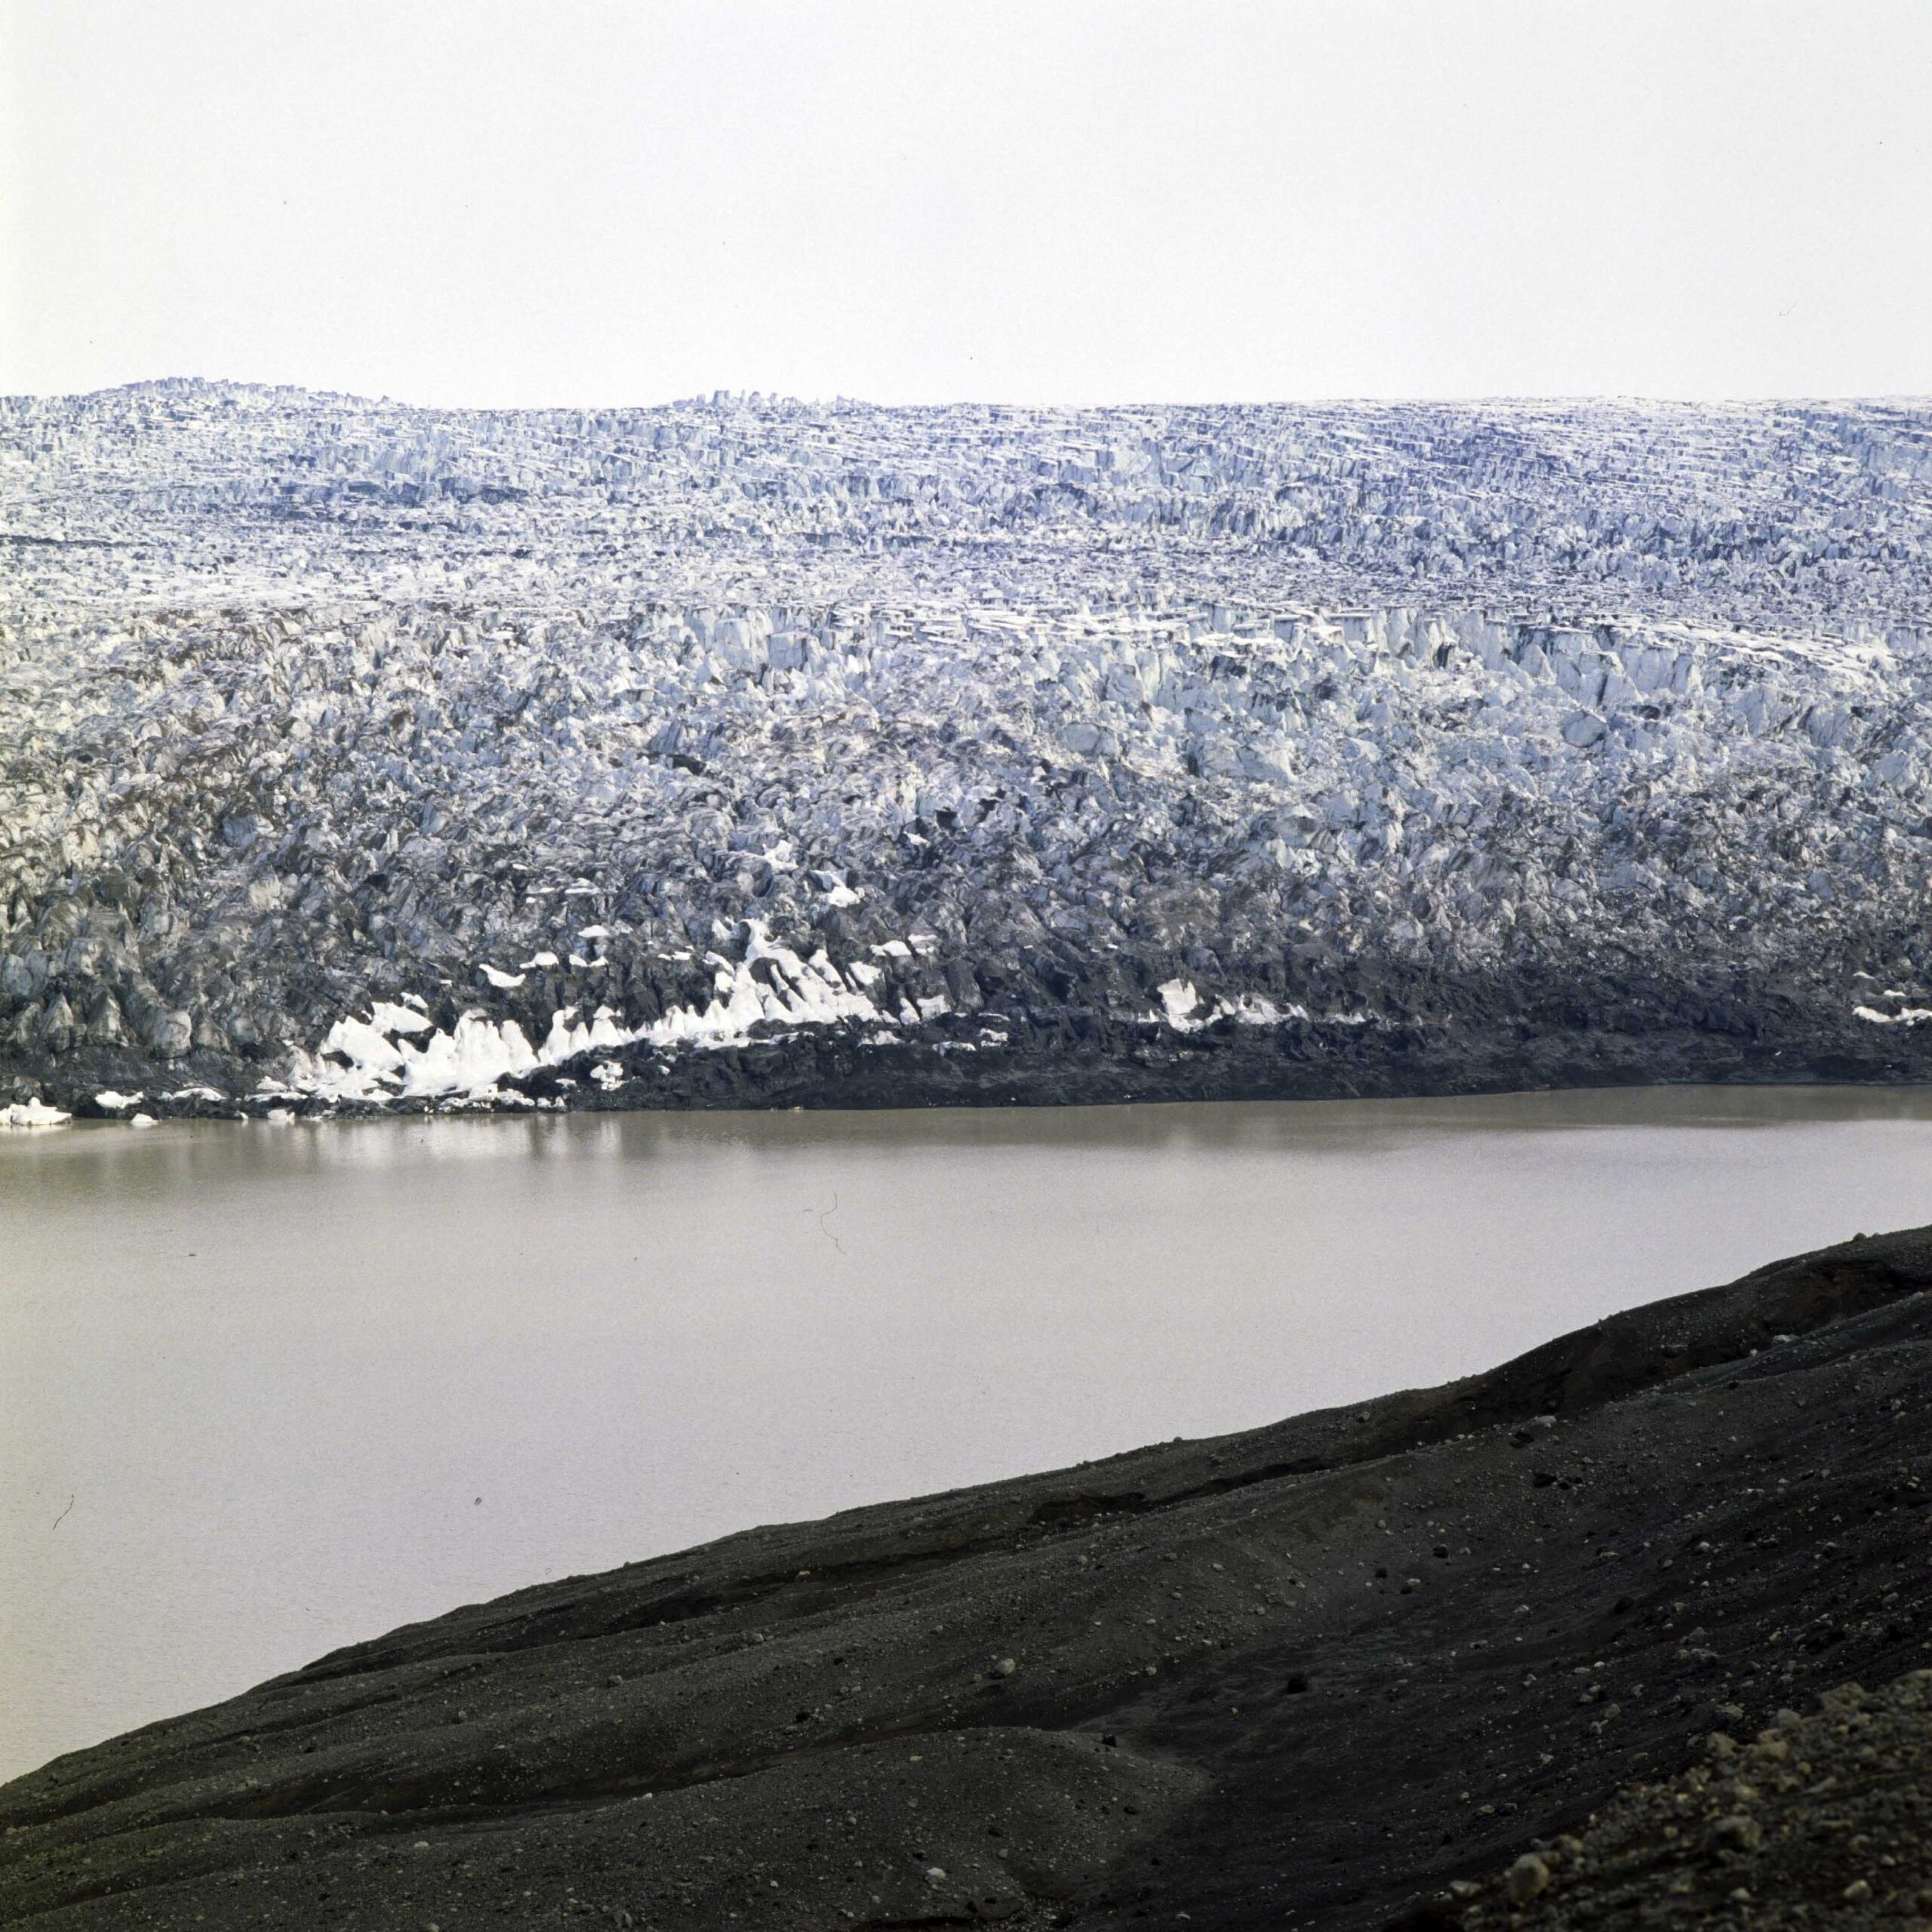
[7,376,1932,416]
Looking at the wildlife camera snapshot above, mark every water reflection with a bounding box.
[14,1078,1932,1187]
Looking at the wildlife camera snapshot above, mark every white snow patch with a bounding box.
[1227,995,1287,1025]
[1854,1003,1932,1026]
[94,1090,145,1112]
[370,1001,432,1035]
[1157,979,1204,1029]
[1153,983,1311,1031]
[297,921,888,1102]
[481,964,526,989]
[400,1014,540,1097]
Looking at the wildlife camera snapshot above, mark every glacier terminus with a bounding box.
[4,383,1931,1119]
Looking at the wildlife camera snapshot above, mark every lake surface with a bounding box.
[5,1086,1932,1782]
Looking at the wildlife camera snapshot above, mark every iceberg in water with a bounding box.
[2,1097,72,1128]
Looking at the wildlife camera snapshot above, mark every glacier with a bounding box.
[2,382,1930,1116]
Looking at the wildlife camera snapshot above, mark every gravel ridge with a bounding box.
[5,1223,1932,1929]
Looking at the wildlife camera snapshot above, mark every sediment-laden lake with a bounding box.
[5,1085,1932,1782]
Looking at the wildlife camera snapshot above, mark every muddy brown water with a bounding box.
[5,1085,1932,1782]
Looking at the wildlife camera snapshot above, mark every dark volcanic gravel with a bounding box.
[1453,1669,1932,1930]
[5,1226,1932,1930]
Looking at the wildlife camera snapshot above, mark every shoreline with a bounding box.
[11,1017,1932,1124]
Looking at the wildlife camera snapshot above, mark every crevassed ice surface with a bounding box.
[2,386,1930,1104]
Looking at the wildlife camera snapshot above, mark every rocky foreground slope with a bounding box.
[5,1225,1930,1929]
[5,387,1932,1115]
[1454,1669,1932,1931]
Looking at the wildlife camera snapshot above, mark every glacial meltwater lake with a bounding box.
[5,1084,1932,1782]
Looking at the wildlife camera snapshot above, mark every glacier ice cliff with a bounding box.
[3,383,1930,1115]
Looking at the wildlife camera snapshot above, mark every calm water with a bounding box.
[5,1086,1932,1781]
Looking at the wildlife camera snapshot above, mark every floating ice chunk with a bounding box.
[94,1091,145,1112]
[128,1112,158,1128]
[480,964,525,989]
[2,1097,71,1128]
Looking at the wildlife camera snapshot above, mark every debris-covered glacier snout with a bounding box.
[2,386,1930,1114]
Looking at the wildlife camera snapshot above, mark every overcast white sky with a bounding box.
[3,0,1929,407]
